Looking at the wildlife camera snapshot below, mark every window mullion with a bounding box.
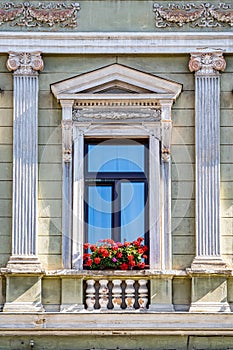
[112,180,121,243]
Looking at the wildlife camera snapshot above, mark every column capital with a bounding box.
[189,51,226,75]
[7,52,44,75]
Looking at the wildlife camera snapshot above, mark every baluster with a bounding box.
[125,279,135,310]
[138,279,148,310]
[86,279,96,311]
[99,279,109,310]
[112,279,122,310]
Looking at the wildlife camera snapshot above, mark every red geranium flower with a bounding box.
[84,243,89,250]
[120,263,129,270]
[116,252,123,258]
[127,255,134,261]
[129,260,136,267]
[102,249,110,258]
[90,245,97,252]
[137,262,145,269]
[83,253,91,259]
[94,257,101,265]
[86,259,92,266]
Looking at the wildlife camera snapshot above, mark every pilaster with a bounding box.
[189,50,227,271]
[6,52,43,273]
[60,100,74,269]
[160,100,173,270]
[188,49,230,312]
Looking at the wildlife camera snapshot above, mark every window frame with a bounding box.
[84,138,149,249]
[72,125,162,271]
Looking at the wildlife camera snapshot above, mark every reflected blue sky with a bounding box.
[88,144,145,172]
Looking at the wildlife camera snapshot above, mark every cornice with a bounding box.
[0,31,232,53]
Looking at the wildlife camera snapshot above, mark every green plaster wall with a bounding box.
[2,334,233,350]
[0,54,12,267]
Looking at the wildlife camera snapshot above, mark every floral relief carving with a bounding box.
[0,2,80,27]
[153,2,233,28]
[189,52,226,75]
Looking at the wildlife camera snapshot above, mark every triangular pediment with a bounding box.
[51,64,182,99]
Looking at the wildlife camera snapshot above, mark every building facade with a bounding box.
[0,0,232,349]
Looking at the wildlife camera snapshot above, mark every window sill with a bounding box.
[45,269,187,277]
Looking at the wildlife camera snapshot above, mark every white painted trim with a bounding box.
[51,64,182,97]
[0,32,232,53]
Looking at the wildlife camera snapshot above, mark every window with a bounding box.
[51,63,182,270]
[84,139,149,248]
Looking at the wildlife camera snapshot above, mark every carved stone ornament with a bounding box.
[0,2,80,27]
[72,108,161,122]
[189,52,226,75]
[153,2,233,28]
[7,52,44,75]
[62,120,73,163]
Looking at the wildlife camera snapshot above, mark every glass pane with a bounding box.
[87,186,112,244]
[121,182,145,242]
[87,143,145,172]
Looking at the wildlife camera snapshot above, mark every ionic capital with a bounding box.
[189,51,226,76]
[7,52,44,76]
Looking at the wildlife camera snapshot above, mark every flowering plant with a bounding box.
[83,237,148,270]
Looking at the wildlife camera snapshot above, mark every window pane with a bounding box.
[87,186,112,244]
[121,182,145,242]
[87,144,145,172]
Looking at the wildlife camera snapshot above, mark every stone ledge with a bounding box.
[45,269,188,277]
[1,313,233,336]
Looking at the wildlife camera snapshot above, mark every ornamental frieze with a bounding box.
[72,108,161,122]
[0,2,80,27]
[153,2,233,28]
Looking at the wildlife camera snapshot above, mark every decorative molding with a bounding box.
[62,120,73,163]
[189,51,226,75]
[72,108,161,122]
[153,2,233,28]
[0,32,232,54]
[7,52,43,75]
[0,2,80,28]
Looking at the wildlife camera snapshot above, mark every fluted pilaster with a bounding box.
[189,50,227,271]
[6,52,43,272]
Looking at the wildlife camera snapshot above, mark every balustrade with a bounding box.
[85,278,149,311]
